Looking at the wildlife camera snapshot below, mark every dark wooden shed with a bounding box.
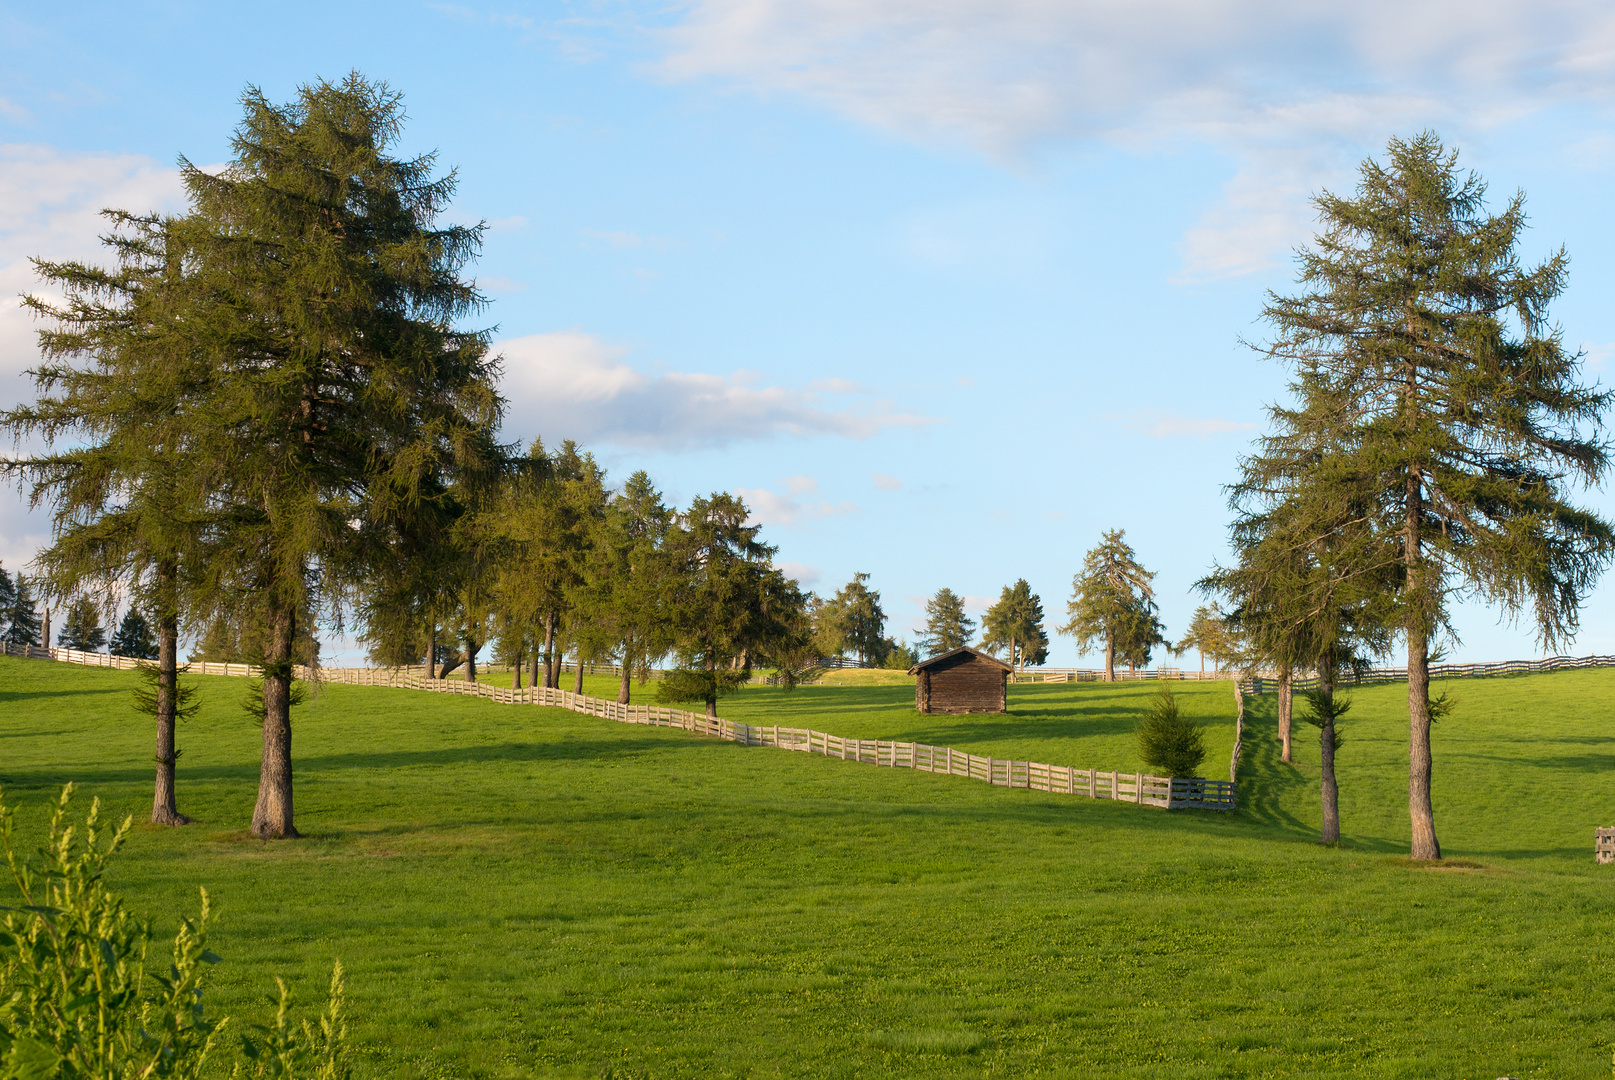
[909,647,1011,714]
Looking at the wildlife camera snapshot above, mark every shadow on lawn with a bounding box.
[0,735,687,793]
[1,686,129,705]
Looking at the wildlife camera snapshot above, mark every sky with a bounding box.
[5,1,1615,665]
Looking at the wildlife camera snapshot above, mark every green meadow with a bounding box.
[0,655,1611,1078]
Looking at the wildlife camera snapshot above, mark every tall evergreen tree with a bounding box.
[579,470,677,704]
[1175,604,1234,676]
[829,572,887,667]
[170,75,506,838]
[981,579,1048,667]
[110,608,159,660]
[659,493,807,716]
[4,574,43,648]
[0,563,15,644]
[57,596,107,652]
[1255,132,1615,860]
[1,209,205,824]
[919,587,975,656]
[1204,494,1395,842]
[1059,530,1164,680]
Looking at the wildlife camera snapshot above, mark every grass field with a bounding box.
[1,655,1612,1078]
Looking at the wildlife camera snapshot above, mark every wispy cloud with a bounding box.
[872,472,902,490]
[1110,410,1259,438]
[656,0,1615,280]
[497,331,936,450]
[734,476,858,527]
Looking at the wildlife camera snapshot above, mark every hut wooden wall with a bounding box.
[915,654,1006,714]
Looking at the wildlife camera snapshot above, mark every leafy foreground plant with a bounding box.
[1135,684,1206,778]
[0,785,349,1079]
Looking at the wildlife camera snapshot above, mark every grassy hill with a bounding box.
[0,656,1611,1078]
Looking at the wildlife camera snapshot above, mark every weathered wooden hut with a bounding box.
[909,646,1011,714]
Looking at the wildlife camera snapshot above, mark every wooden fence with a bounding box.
[1012,667,1230,683]
[1241,653,1615,694]
[4,642,1237,813]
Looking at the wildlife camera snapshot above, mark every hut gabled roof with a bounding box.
[908,645,1013,676]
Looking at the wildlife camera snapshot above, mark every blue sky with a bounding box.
[5,1,1615,664]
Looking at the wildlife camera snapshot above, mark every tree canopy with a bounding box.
[1249,131,1615,859]
[980,580,1048,667]
[1060,530,1166,680]
[919,587,975,657]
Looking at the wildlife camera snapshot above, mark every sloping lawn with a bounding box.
[1,656,1611,1078]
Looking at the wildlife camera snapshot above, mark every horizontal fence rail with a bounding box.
[1012,667,1236,683]
[3,642,1237,812]
[1240,653,1615,693]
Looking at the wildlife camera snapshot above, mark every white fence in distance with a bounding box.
[4,642,1237,812]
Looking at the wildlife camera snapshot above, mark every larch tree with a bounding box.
[586,470,677,704]
[660,493,806,716]
[981,579,1048,668]
[830,572,887,667]
[1256,132,1614,860]
[2,210,207,825]
[920,587,975,656]
[1060,530,1164,681]
[1204,490,1396,842]
[171,75,505,838]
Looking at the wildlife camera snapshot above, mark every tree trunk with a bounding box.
[530,648,540,691]
[542,612,556,689]
[1319,667,1340,844]
[465,636,478,684]
[706,651,718,718]
[151,567,189,826]
[251,601,299,839]
[618,637,632,704]
[1104,636,1115,682]
[1407,621,1439,860]
[427,622,436,679]
[513,649,523,690]
[573,650,585,694]
[1405,462,1440,860]
[1278,665,1293,764]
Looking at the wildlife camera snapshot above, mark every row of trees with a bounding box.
[0,571,159,658]
[0,75,805,839]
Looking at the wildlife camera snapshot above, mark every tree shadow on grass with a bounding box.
[1,687,129,705]
[1232,695,1315,842]
[0,735,689,792]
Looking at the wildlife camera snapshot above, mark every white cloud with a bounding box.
[497,331,935,449]
[478,275,529,292]
[872,472,902,490]
[0,144,186,408]
[656,0,1615,279]
[0,145,186,576]
[778,560,822,586]
[1110,409,1260,438]
[734,475,858,527]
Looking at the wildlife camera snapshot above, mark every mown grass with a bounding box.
[0,655,1612,1078]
